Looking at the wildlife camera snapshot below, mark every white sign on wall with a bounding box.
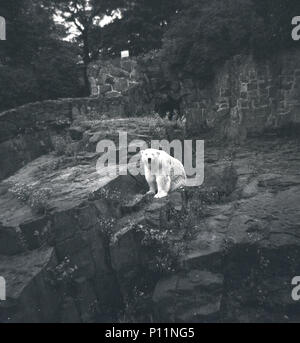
[121,50,129,59]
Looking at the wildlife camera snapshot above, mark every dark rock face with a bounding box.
[0,225,25,256]
[149,139,300,323]
[180,139,300,323]
[105,138,300,323]
[69,127,85,141]
[0,130,52,181]
[0,117,182,322]
[153,270,224,322]
[0,105,300,323]
[0,247,59,323]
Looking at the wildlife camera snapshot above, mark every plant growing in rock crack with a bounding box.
[51,135,69,156]
[37,157,63,172]
[9,183,34,202]
[51,256,79,287]
[149,124,166,139]
[97,187,122,202]
[98,216,116,241]
[148,116,167,138]
[221,237,235,257]
[51,134,82,158]
[9,183,53,214]
[118,287,154,323]
[136,224,178,275]
[28,188,53,214]
[173,198,205,237]
[149,114,185,139]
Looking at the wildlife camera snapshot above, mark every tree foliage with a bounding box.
[100,0,183,58]
[50,0,124,92]
[160,0,300,82]
[250,0,300,57]
[0,0,84,111]
[1,0,300,111]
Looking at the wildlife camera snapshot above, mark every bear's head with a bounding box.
[140,148,161,166]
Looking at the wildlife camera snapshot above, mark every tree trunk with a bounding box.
[83,63,90,96]
[82,29,91,96]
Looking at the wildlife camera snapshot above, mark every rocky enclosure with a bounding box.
[0,109,299,322]
[88,50,300,142]
[1,53,300,323]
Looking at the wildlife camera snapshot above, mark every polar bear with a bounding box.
[140,148,186,198]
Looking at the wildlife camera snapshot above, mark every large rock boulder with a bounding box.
[0,247,59,323]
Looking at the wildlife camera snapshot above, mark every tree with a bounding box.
[100,0,183,58]
[159,0,300,84]
[251,0,300,58]
[160,0,253,83]
[51,0,124,94]
[0,0,84,111]
[0,0,52,66]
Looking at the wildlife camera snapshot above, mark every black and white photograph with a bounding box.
[0,0,300,326]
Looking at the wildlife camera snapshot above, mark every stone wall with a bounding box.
[182,49,300,140]
[3,49,300,181]
[0,96,133,181]
[88,57,153,116]
[125,49,300,140]
[88,58,140,97]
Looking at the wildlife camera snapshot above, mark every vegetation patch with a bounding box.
[9,183,53,215]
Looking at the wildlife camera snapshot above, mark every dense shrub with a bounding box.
[160,0,300,83]
[161,0,252,82]
[251,0,300,58]
[0,66,39,111]
[0,46,84,112]
[0,0,85,112]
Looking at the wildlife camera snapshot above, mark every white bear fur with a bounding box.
[140,148,186,198]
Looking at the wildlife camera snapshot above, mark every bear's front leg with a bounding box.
[154,175,171,198]
[145,169,157,195]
